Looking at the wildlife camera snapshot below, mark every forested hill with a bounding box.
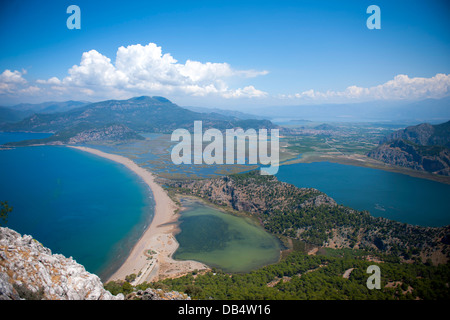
[1,96,276,134]
[168,171,449,265]
[5,123,145,146]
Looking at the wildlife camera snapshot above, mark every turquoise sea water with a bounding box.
[276,162,450,227]
[0,132,53,145]
[0,133,154,281]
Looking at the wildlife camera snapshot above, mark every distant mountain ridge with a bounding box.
[1,96,277,146]
[0,106,34,124]
[368,120,450,176]
[0,101,89,125]
[183,105,268,120]
[250,96,450,123]
[8,100,89,114]
[1,96,275,133]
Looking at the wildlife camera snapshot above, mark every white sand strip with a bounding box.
[68,146,209,284]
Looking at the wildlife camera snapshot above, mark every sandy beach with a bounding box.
[68,146,209,285]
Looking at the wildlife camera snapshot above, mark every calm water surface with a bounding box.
[276,162,450,227]
[174,198,281,273]
[0,133,154,280]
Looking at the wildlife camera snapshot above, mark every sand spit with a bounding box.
[68,146,209,285]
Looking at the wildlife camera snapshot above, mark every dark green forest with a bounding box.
[105,249,450,300]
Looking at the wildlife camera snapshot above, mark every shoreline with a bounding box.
[280,152,450,185]
[68,146,209,285]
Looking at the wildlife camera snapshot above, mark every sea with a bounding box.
[0,132,154,281]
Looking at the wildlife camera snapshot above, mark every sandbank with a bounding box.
[68,146,209,285]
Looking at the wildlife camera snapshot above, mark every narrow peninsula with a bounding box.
[68,146,209,284]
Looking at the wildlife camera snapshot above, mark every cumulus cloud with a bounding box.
[0,69,40,95]
[1,43,449,106]
[222,85,268,98]
[33,42,269,100]
[0,69,27,84]
[0,69,27,94]
[289,73,450,102]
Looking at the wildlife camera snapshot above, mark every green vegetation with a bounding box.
[0,201,13,226]
[88,119,449,300]
[2,96,276,137]
[104,280,134,296]
[125,274,137,283]
[13,283,45,300]
[6,122,145,146]
[282,122,393,157]
[109,250,449,300]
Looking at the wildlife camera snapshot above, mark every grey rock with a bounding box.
[0,227,123,300]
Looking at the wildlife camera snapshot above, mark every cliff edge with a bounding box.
[0,227,123,300]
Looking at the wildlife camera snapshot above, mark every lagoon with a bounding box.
[174,198,281,273]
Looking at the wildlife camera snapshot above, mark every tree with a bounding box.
[0,201,13,226]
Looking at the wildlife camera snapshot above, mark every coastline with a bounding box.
[280,152,450,185]
[68,146,209,285]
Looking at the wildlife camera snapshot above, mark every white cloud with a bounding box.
[222,85,268,98]
[33,42,269,100]
[0,69,42,96]
[291,73,450,102]
[0,69,27,84]
[64,49,128,87]
[0,69,27,94]
[1,44,449,107]
[36,77,61,85]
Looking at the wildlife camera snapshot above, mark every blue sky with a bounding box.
[0,0,449,107]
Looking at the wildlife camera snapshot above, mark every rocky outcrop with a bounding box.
[368,120,450,176]
[368,139,450,176]
[170,173,337,216]
[0,227,123,300]
[380,121,450,147]
[127,288,190,300]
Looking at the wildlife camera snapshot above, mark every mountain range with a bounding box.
[2,96,449,127]
[9,100,90,114]
[0,96,276,146]
[245,97,450,123]
[368,120,450,176]
[183,105,268,120]
[0,101,90,124]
